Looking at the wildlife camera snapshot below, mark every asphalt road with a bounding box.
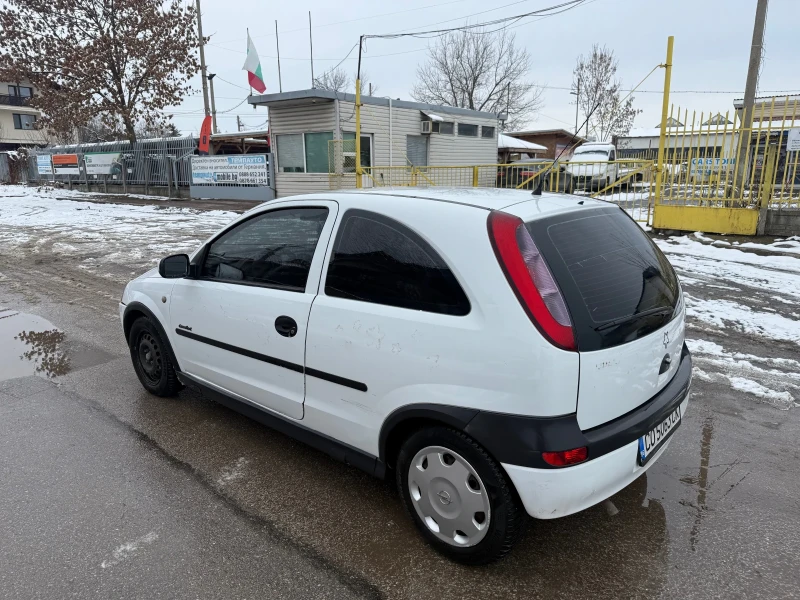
[1,189,799,599]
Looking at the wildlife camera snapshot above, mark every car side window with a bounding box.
[202,207,329,291]
[325,209,470,315]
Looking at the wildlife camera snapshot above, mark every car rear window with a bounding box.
[525,207,680,351]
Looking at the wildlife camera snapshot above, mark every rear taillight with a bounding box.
[488,211,576,351]
[542,447,588,467]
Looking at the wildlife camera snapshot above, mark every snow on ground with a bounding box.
[0,185,238,281]
[656,232,800,409]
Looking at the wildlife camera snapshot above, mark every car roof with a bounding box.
[292,187,608,215]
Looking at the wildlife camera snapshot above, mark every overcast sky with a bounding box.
[175,0,798,136]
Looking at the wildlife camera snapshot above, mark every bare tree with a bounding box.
[0,0,200,143]
[572,44,640,141]
[412,29,542,130]
[314,67,378,96]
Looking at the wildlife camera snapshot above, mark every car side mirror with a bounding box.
[159,254,190,278]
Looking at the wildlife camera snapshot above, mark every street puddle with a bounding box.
[0,309,114,382]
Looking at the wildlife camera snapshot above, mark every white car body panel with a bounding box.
[576,307,685,430]
[303,194,579,456]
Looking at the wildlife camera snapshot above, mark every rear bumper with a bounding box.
[466,344,692,519]
[504,396,688,519]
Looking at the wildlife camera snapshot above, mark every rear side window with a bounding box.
[526,207,679,350]
[325,210,470,315]
[202,207,328,291]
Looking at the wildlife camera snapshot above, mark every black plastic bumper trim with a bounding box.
[465,343,692,469]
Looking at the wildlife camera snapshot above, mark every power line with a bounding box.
[365,0,589,40]
[210,0,473,46]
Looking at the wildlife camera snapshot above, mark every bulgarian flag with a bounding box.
[242,31,267,93]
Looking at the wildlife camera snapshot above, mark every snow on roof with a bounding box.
[498,133,547,152]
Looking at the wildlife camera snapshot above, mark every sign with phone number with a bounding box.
[191,154,269,185]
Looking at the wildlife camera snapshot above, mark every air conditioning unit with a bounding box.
[420,120,432,134]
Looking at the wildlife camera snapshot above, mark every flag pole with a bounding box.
[275,20,283,93]
[247,28,253,99]
[309,11,314,88]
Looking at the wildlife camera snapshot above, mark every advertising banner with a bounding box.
[36,154,52,175]
[84,152,122,175]
[191,154,269,185]
[52,154,81,175]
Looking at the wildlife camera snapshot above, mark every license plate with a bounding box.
[638,406,681,466]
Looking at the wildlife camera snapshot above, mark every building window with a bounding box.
[433,121,454,135]
[9,85,32,98]
[481,126,496,138]
[457,123,478,137]
[276,132,337,174]
[13,113,37,130]
[304,132,334,173]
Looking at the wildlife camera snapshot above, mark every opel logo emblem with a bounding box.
[437,490,452,505]
[663,331,670,350]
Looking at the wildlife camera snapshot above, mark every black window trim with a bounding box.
[322,208,472,316]
[193,204,332,294]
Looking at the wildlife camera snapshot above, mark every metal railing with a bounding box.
[656,99,800,210]
[0,94,32,106]
[27,136,198,195]
[326,158,654,223]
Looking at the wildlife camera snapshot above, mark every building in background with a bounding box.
[0,81,47,151]
[497,133,547,163]
[503,128,586,159]
[249,89,500,197]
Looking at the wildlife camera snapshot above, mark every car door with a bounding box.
[169,200,338,420]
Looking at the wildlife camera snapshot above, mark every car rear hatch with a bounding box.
[522,205,684,430]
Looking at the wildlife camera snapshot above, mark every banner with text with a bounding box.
[52,154,81,175]
[85,152,122,175]
[36,154,52,175]
[191,154,269,185]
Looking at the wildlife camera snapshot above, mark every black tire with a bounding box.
[128,317,181,397]
[396,426,526,565]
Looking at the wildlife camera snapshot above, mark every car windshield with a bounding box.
[572,150,610,162]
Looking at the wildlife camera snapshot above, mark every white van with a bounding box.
[565,142,618,191]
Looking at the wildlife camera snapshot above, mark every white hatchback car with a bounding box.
[120,188,690,564]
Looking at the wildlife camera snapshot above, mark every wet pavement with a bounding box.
[1,187,799,598]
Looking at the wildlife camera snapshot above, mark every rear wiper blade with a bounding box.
[594,307,673,332]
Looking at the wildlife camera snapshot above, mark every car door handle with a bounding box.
[275,315,298,338]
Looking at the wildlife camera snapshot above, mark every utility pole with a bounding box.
[309,12,314,88]
[737,0,768,194]
[195,0,210,118]
[207,73,218,134]
[237,115,242,132]
[275,20,283,93]
[571,79,580,135]
[654,36,675,209]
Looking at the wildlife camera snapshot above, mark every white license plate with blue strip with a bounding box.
[638,406,681,466]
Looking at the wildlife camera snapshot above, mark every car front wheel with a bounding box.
[129,317,181,397]
[396,426,525,565]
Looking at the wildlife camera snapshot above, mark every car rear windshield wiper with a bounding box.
[594,307,674,332]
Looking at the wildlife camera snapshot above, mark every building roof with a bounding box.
[210,130,268,140]
[498,133,547,152]
[505,128,587,142]
[249,88,501,119]
[733,94,800,108]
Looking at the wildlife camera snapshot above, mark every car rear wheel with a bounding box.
[129,317,181,397]
[396,426,525,565]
